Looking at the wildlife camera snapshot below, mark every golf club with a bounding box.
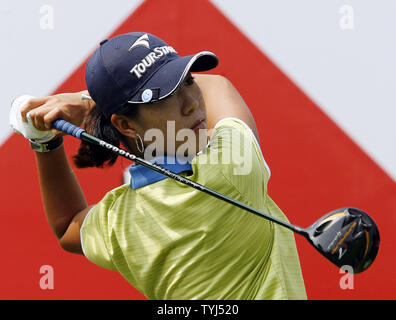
[52,119,380,274]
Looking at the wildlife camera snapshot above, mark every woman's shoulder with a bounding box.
[193,73,260,142]
[96,183,132,210]
[193,73,229,88]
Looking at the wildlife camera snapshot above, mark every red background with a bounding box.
[0,0,394,299]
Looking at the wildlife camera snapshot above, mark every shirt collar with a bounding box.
[129,155,193,189]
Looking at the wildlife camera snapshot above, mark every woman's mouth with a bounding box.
[191,119,206,132]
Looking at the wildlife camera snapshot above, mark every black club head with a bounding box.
[305,207,380,273]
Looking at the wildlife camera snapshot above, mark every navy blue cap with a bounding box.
[85,32,218,118]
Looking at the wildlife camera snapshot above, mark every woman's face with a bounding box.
[132,73,209,158]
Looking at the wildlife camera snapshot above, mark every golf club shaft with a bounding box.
[53,119,305,235]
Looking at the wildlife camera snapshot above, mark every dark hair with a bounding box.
[73,104,140,168]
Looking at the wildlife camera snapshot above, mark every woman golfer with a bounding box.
[19,32,306,299]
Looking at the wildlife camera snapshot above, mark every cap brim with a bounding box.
[127,51,218,103]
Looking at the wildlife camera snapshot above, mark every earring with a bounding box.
[135,133,145,153]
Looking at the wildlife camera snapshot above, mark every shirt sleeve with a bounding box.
[80,204,116,271]
[208,117,271,202]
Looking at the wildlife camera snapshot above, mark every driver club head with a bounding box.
[304,207,380,273]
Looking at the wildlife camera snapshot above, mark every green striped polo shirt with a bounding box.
[80,117,307,300]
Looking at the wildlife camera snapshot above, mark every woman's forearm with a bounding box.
[34,145,87,240]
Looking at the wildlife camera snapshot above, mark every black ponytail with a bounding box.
[73,104,139,168]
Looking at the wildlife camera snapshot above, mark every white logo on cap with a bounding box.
[141,89,153,102]
[129,46,177,79]
[128,33,150,51]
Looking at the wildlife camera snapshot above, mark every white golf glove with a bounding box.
[10,94,56,143]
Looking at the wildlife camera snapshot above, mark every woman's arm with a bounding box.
[35,145,91,254]
[21,91,95,254]
[194,74,260,143]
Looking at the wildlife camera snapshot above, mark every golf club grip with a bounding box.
[52,119,86,138]
[51,118,302,234]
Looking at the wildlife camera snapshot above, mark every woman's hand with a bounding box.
[20,90,95,134]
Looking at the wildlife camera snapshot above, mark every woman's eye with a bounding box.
[185,76,195,86]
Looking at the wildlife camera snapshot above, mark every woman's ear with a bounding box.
[110,114,138,138]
